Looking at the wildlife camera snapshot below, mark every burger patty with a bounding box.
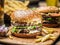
[42,13,60,24]
[12,22,42,34]
[14,22,27,26]
[43,22,57,24]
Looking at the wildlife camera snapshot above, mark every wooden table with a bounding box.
[0,28,60,45]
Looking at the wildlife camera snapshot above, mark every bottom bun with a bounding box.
[12,32,41,38]
[43,24,58,27]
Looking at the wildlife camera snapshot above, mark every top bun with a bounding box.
[10,9,42,23]
[35,6,58,13]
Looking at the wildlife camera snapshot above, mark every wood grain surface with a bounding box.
[0,28,60,45]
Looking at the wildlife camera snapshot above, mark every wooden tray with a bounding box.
[0,28,60,45]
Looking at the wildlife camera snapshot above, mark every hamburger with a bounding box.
[10,9,42,38]
[42,13,60,27]
[35,6,60,27]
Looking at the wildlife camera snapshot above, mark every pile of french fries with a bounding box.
[4,0,29,15]
[35,34,56,42]
[35,27,57,42]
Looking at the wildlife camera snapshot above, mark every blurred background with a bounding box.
[20,0,60,7]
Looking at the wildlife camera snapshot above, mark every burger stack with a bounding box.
[35,6,60,27]
[10,9,42,38]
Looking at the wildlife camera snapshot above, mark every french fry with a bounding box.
[7,26,14,39]
[36,36,43,39]
[4,6,10,13]
[4,5,15,15]
[18,1,26,7]
[18,1,28,9]
[49,34,55,37]
[7,11,13,15]
[13,1,24,8]
[4,5,16,11]
[43,27,54,34]
[35,38,42,43]
[7,1,20,10]
[42,31,47,36]
[47,30,54,34]
[42,29,49,34]
[13,1,28,10]
[24,0,29,6]
[4,8,9,13]
[50,36,56,40]
[35,34,56,43]
[41,34,51,42]
[9,1,27,10]
[9,35,13,39]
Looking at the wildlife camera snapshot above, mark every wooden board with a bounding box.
[0,28,60,45]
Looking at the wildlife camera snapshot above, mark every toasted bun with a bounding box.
[10,9,42,23]
[35,6,58,13]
